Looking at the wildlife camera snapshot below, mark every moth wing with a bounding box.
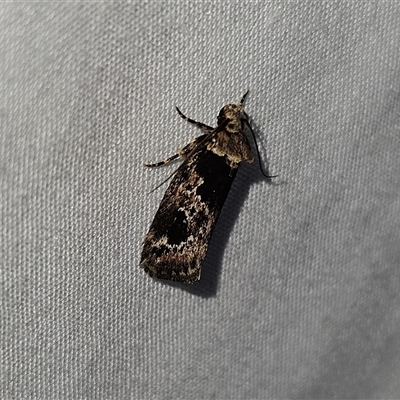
[140,137,238,283]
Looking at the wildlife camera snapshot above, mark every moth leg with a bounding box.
[144,133,209,168]
[145,107,213,168]
[144,154,180,168]
[175,107,214,133]
[241,118,278,179]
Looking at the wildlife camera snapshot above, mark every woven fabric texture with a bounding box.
[2,2,400,399]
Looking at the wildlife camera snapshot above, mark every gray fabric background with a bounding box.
[1,2,400,399]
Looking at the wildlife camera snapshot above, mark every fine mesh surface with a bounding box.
[1,2,400,399]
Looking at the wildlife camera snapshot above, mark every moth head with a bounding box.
[217,103,246,126]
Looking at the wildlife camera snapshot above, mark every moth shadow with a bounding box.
[162,158,275,297]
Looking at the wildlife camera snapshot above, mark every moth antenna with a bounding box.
[240,89,250,105]
[242,117,277,179]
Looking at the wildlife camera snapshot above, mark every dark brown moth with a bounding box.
[140,91,274,283]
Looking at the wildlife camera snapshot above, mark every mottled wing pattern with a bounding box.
[140,137,238,283]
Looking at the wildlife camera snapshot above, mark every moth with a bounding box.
[140,91,274,283]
